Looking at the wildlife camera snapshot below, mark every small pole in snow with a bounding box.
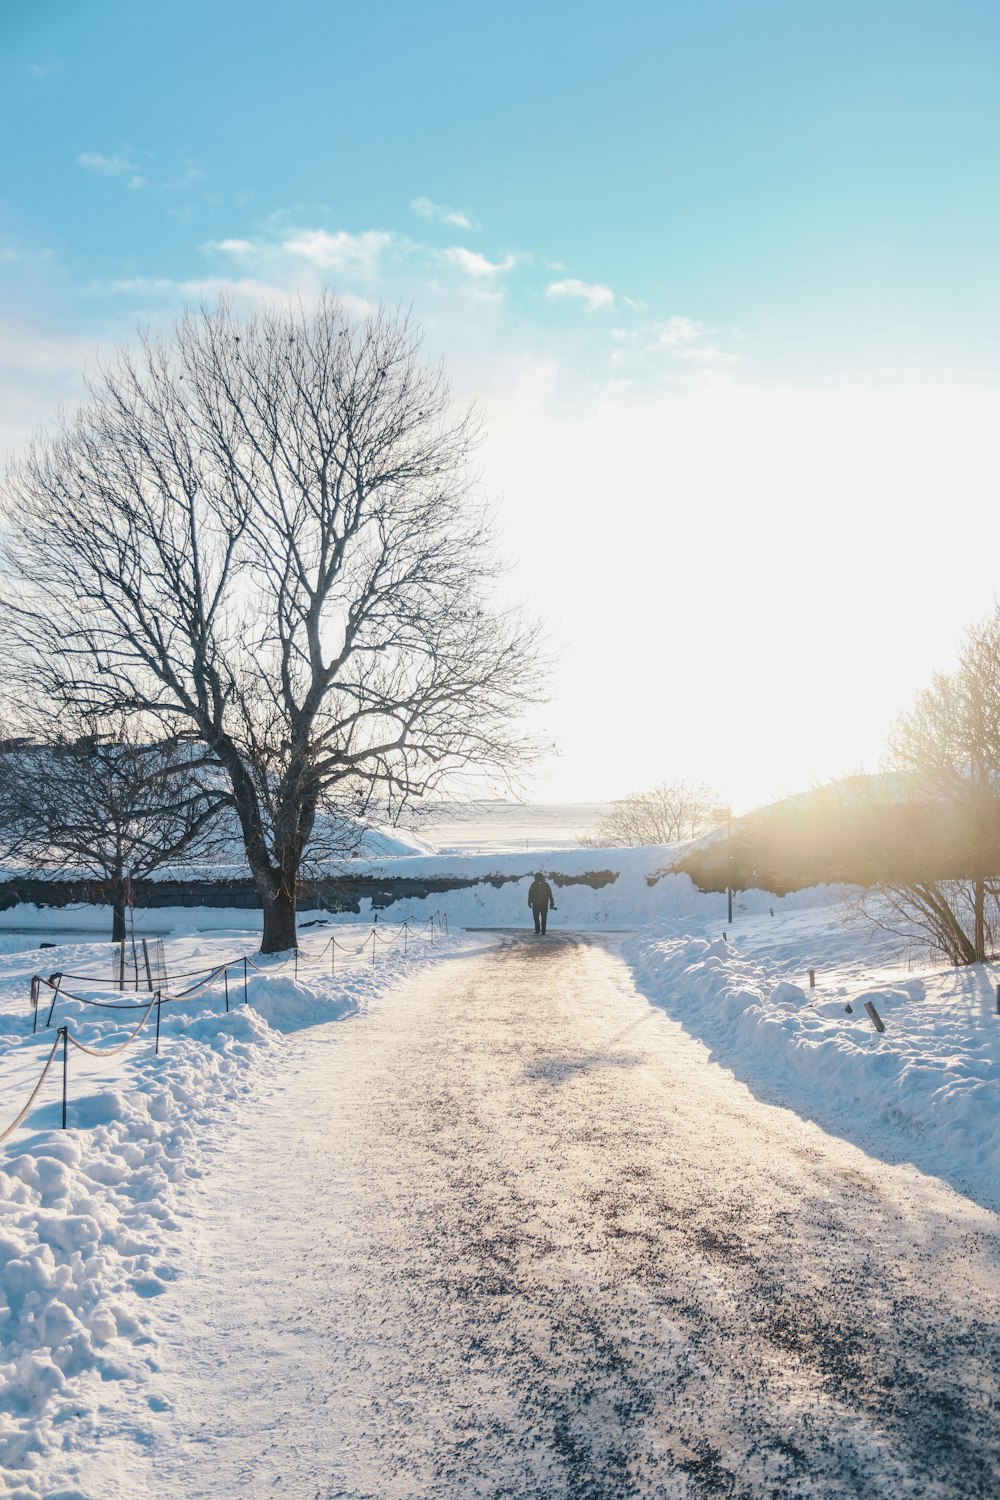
[60,1027,68,1129]
[30,975,40,1034]
[224,968,230,1013]
[243,954,249,1005]
[769,907,774,918]
[864,1000,885,1034]
[722,931,727,942]
[995,982,999,1015]
[809,969,816,989]
[403,922,408,955]
[331,938,335,977]
[371,930,376,966]
[155,992,162,1054]
[294,948,298,982]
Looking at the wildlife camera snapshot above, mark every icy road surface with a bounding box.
[153,935,1000,1498]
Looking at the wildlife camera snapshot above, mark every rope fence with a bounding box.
[1,912,451,1144]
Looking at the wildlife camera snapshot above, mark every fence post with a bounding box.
[371,930,376,967]
[155,991,162,1055]
[331,939,335,977]
[142,937,154,990]
[294,948,299,982]
[403,922,408,955]
[995,981,999,1015]
[809,969,816,989]
[45,975,62,1029]
[243,955,248,1005]
[60,1027,68,1129]
[864,1000,886,1034]
[224,968,230,1013]
[30,975,40,1034]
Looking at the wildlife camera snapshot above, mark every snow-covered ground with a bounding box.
[0,914,479,1498]
[622,900,1000,1218]
[2,855,999,1495]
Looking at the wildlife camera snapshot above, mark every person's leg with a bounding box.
[541,909,547,934]
[533,907,541,933]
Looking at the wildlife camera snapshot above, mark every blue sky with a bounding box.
[4,1,1000,806]
[6,0,1000,367]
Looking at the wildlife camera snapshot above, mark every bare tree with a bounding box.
[1,295,539,950]
[583,780,717,848]
[0,719,226,940]
[863,607,1000,965]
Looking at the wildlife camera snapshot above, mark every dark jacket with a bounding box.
[527,876,555,911]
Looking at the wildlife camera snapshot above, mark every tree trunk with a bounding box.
[975,875,985,964]
[261,883,298,954]
[108,869,127,944]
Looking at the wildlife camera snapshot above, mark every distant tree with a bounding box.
[1,294,539,951]
[861,607,1000,965]
[0,720,226,941]
[583,780,717,848]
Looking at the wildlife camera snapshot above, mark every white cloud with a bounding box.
[211,238,256,257]
[546,277,614,311]
[77,152,139,177]
[411,196,473,229]
[127,175,148,191]
[656,315,709,348]
[439,247,518,277]
[26,61,62,78]
[675,343,742,366]
[278,229,391,279]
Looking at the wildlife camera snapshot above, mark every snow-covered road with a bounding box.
[150,934,1000,1499]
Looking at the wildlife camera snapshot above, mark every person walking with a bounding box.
[527,872,556,935]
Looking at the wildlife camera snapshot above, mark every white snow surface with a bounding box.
[2,860,999,1494]
[0,916,477,1497]
[622,903,1000,1217]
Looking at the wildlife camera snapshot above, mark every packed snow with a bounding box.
[0,914,476,1497]
[2,846,999,1494]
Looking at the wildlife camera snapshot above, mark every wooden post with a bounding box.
[864,1000,885,1034]
[142,938,154,990]
[809,969,816,989]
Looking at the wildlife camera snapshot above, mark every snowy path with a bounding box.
[150,935,1000,1499]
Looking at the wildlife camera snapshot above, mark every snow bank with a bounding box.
[324,847,847,930]
[623,905,1000,1214]
[0,921,472,1497]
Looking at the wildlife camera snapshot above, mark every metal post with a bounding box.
[60,1027,68,1129]
[727,886,733,925]
[331,938,335,976]
[224,968,230,1013]
[45,975,61,1029]
[294,948,298,982]
[371,931,376,967]
[995,982,999,1015]
[403,922,408,955]
[31,975,39,1034]
[155,991,162,1055]
[243,954,248,1005]
[809,969,816,989]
